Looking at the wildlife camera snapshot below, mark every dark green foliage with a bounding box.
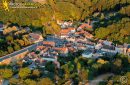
[95,18,130,44]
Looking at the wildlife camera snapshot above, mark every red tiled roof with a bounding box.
[79,23,92,29]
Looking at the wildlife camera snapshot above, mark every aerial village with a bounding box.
[1,0,130,84]
[0,19,130,69]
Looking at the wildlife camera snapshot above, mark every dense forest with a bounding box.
[0,0,129,23]
[0,0,130,43]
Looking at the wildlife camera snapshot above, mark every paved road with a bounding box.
[0,41,43,62]
[89,73,114,85]
[0,35,64,62]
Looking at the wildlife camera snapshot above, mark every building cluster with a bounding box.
[21,21,95,68]
[21,20,130,69]
[1,20,130,68]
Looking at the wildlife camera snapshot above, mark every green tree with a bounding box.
[32,69,40,77]
[61,61,74,79]
[120,5,130,16]
[17,39,25,46]
[6,36,14,43]
[56,2,81,20]
[23,37,31,46]
[77,62,81,73]
[18,67,31,79]
[0,52,4,57]
[24,79,37,85]
[95,27,110,39]
[14,44,21,51]
[45,61,55,72]
[38,78,54,85]
[113,59,122,67]
[125,72,130,84]
[9,78,19,85]
[79,68,89,83]
[7,46,14,53]
[112,59,122,73]
[0,50,8,57]
[0,69,13,79]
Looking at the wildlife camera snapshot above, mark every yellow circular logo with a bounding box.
[120,76,128,84]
